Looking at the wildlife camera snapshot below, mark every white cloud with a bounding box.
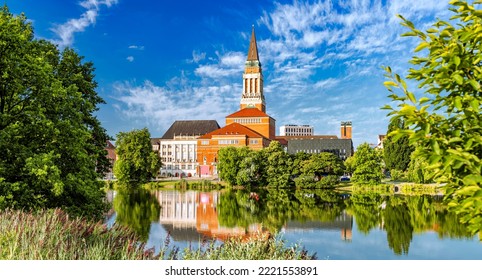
[194,51,244,79]
[126,56,134,62]
[51,0,118,48]
[129,45,145,50]
[112,80,241,134]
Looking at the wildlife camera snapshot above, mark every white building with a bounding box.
[279,124,314,136]
[157,120,220,178]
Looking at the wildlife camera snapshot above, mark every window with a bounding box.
[219,139,239,145]
[201,140,209,145]
[250,139,259,144]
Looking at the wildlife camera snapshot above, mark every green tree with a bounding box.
[236,149,266,188]
[217,146,250,186]
[383,0,482,232]
[383,118,414,172]
[0,7,109,219]
[113,128,161,186]
[351,143,384,184]
[406,149,433,184]
[301,152,345,180]
[264,141,293,188]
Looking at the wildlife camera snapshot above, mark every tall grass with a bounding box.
[0,209,315,260]
[0,209,153,260]
[180,234,316,260]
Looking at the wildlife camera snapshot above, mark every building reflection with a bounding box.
[283,210,353,242]
[154,190,353,242]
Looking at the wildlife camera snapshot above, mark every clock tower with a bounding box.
[240,26,266,112]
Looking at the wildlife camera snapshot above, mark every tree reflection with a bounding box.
[347,192,475,255]
[113,188,160,241]
[383,197,413,255]
[217,188,347,233]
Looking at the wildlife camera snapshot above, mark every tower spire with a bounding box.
[247,25,260,62]
[240,26,265,112]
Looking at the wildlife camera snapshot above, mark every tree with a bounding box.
[0,6,109,219]
[301,152,345,180]
[217,146,250,186]
[113,128,161,186]
[383,0,482,233]
[236,149,266,188]
[351,143,384,184]
[383,118,414,172]
[264,141,292,188]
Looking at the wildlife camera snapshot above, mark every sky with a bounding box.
[6,0,454,148]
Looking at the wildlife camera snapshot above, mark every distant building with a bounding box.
[104,140,116,180]
[340,121,352,139]
[279,124,314,136]
[377,134,386,149]
[158,120,220,178]
[282,122,354,160]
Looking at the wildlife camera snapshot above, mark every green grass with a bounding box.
[0,209,315,260]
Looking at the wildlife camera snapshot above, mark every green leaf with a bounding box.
[453,74,464,85]
[414,42,430,52]
[454,97,462,110]
[383,81,398,88]
[468,79,480,90]
[463,175,482,186]
[432,140,441,155]
[407,92,416,103]
[453,56,461,67]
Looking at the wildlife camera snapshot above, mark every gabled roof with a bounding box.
[226,107,270,118]
[247,26,260,62]
[198,122,266,139]
[150,138,161,145]
[161,120,220,139]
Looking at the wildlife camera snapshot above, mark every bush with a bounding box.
[390,169,407,181]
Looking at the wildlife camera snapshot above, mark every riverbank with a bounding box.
[0,208,315,260]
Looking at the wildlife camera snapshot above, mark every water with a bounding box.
[104,188,482,259]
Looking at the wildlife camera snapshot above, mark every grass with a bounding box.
[0,209,315,260]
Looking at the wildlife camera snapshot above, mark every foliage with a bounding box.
[113,128,161,186]
[264,141,293,188]
[406,149,434,184]
[383,119,414,172]
[350,143,385,184]
[344,156,356,175]
[217,146,250,187]
[389,169,408,181]
[0,7,109,219]
[237,149,267,188]
[382,0,482,232]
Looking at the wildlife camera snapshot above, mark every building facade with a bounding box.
[283,122,354,160]
[279,124,314,136]
[158,120,220,177]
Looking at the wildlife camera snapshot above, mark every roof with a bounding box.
[280,135,339,140]
[247,26,259,62]
[150,138,161,145]
[226,108,270,118]
[106,140,115,149]
[198,122,266,139]
[161,120,220,139]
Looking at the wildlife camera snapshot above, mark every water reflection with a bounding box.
[106,188,482,259]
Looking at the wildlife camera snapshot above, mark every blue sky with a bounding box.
[6,0,453,148]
